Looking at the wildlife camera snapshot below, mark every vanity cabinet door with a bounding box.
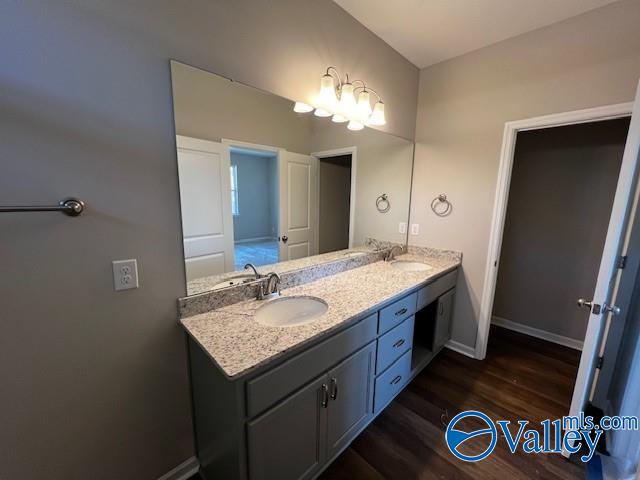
[434,288,455,349]
[247,376,327,480]
[326,342,376,459]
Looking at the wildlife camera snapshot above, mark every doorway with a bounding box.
[485,115,632,430]
[317,154,353,254]
[229,146,279,270]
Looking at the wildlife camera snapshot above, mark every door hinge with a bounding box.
[618,255,628,269]
[596,356,604,369]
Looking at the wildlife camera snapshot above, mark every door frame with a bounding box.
[221,137,281,257]
[476,102,634,360]
[311,147,358,249]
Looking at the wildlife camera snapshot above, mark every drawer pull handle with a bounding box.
[391,375,403,385]
[395,307,408,316]
[393,339,406,348]
[330,377,338,400]
[321,384,329,408]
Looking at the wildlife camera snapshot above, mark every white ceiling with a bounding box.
[334,0,622,68]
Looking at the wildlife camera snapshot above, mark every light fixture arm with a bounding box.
[354,85,382,103]
[325,66,343,91]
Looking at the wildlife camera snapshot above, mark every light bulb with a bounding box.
[347,120,364,131]
[356,91,372,120]
[368,101,386,126]
[314,108,332,117]
[319,74,337,110]
[293,102,314,113]
[338,83,357,116]
[332,114,348,123]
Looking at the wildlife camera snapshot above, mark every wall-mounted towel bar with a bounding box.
[0,198,85,217]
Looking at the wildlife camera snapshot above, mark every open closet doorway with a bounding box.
[228,146,279,270]
[476,90,640,449]
[488,117,630,417]
[313,148,356,253]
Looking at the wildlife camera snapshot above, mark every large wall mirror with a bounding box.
[170,61,415,295]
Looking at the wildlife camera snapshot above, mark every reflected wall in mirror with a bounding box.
[170,61,415,295]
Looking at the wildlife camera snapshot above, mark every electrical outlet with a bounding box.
[411,224,420,235]
[399,222,407,234]
[112,259,139,291]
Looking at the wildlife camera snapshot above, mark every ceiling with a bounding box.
[334,0,623,68]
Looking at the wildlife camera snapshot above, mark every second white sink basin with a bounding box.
[255,296,328,328]
[390,260,433,272]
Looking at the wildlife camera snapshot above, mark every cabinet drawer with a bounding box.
[247,313,377,418]
[376,316,414,374]
[374,349,412,413]
[417,270,458,310]
[378,292,417,334]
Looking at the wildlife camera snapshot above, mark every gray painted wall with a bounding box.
[493,119,628,341]
[319,155,352,254]
[409,0,640,349]
[232,153,277,241]
[0,1,418,479]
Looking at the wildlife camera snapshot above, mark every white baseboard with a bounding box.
[491,316,583,350]
[157,456,199,480]
[235,236,275,244]
[445,339,477,358]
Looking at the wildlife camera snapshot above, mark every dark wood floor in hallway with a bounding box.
[318,326,585,480]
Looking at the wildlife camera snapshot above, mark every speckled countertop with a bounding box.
[181,250,461,379]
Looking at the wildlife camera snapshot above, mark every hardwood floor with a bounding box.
[318,326,585,480]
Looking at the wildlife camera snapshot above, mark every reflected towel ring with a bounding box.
[376,194,391,213]
[431,194,452,217]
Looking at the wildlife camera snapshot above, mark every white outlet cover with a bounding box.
[112,259,139,291]
[399,222,407,234]
[411,224,420,235]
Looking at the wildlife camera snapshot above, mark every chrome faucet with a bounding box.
[244,263,263,280]
[258,272,281,300]
[384,245,405,262]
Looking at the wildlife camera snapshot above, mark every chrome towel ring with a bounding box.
[376,194,390,213]
[431,194,452,217]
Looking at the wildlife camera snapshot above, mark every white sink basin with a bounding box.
[255,296,328,327]
[390,260,433,272]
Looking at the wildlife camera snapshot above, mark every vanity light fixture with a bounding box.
[293,66,386,130]
[293,102,314,113]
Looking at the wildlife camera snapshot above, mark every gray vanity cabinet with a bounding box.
[189,267,460,480]
[325,342,375,458]
[247,376,327,480]
[247,342,376,480]
[434,288,455,349]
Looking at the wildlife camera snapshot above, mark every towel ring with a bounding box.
[375,194,391,213]
[430,194,452,217]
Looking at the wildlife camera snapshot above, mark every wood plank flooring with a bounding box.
[318,326,585,480]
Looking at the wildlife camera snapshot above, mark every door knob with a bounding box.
[576,298,593,309]
[281,235,288,244]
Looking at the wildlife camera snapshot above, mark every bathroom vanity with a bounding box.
[181,253,459,480]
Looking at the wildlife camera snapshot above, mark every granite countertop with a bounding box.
[180,251,461,379]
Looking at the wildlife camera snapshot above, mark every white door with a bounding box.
[176,135,235,281]
[569,82,640,424]
[279,150,317,261]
